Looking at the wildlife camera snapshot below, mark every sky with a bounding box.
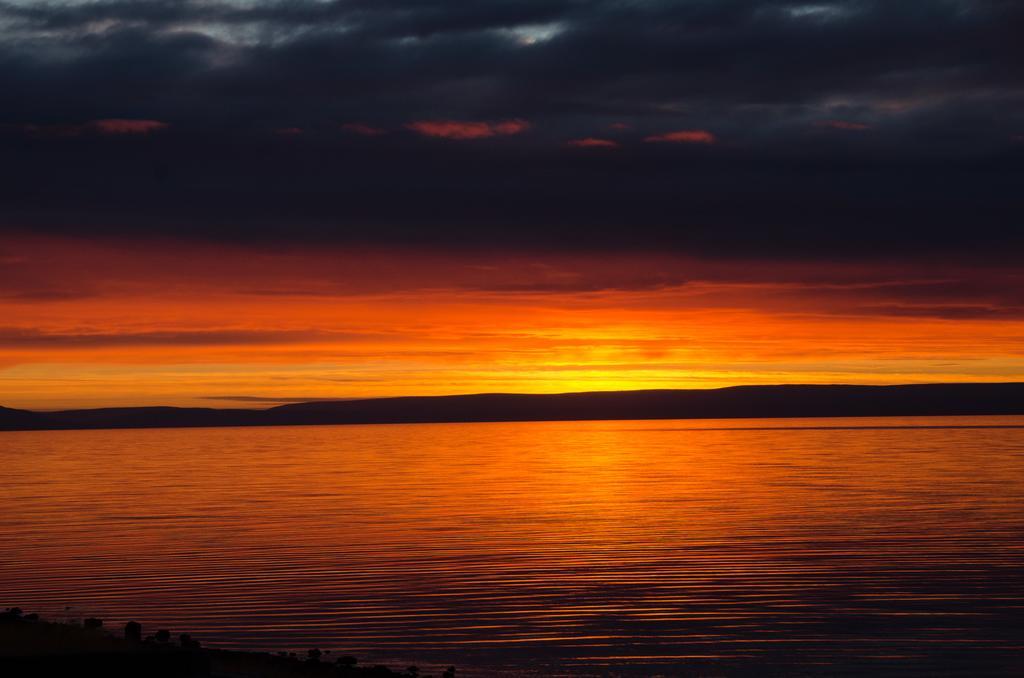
[1,0,1022,409]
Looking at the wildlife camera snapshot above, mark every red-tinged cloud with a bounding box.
[816,120,872,131]
[89,119,169,135]
[20,119,170,137]
[405,119,530,140]
[644,129,716,144]
[609,122,632,130]
[567,137,619,148]
[342,123,387,136]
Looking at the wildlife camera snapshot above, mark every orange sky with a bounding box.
[2,235,1023,409]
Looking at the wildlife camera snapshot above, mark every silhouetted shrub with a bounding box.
[124,621,142,643]
[179,633,201,649]
[155,629,171,643]
[83,617,103,629]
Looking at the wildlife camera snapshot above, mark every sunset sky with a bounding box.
[1,0,1022,409]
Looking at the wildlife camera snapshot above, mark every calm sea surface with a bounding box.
[2,417,1023,676]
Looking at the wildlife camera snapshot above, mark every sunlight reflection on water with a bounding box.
[2,416,1023,676]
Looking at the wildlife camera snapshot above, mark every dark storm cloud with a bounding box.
[0,0,1021,257]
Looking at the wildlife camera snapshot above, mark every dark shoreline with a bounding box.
[0,608,452,678]
[3,382,1024,433]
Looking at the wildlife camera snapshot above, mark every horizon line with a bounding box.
[8,380,1024,415]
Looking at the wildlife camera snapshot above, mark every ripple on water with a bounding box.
[2,416,1023,676]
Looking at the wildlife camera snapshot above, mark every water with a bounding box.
[2,417,1023,676]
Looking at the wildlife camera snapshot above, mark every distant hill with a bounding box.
[46,406,264,431]
[3,383,1024,432]
[0,406,51,430]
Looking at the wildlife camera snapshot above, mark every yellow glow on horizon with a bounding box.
[2,236,1023,409]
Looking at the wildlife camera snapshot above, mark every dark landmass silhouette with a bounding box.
[3,383,1024,432]
[0,405,50,430]
[1,607,448,678]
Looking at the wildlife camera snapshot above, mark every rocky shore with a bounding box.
[0,607,454,678]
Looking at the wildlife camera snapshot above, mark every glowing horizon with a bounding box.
[2,235,1022,410]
